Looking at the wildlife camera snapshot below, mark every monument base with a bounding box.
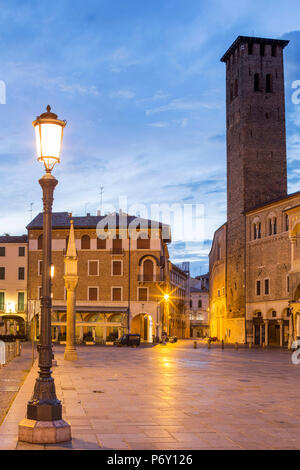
[18,418,71,444]
[64,349,78,361]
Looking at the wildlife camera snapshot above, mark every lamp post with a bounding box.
[19,106,71,444]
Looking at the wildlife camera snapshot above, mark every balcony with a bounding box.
[138,274,160,283]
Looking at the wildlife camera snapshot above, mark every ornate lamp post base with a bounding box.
[18,418,71,444]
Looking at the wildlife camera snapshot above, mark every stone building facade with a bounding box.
[209,35,300,346]
[188,274,209,338]
[169,263,190,338]
[27,211,188,343]
[0,235,28,337]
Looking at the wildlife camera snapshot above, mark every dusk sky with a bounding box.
[1,0,300,276]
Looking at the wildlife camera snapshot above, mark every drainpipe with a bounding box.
[127,233,131,333]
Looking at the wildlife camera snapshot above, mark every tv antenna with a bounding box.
[29,202,34,221]
[100,186,104,214]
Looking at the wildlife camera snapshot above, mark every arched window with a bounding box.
[137,235,150,249]
[81,235,90,249]
[38,234,43,250]
[248,43,253,55]
[253,221,261,240]
[254,73,260,92]
[268,216,277,236]
[143,259,154,281]
[271,44,276,57]
[198,299,202,308]
[65,236,69,250]
[285,214,289,232]
[266,74,272,93]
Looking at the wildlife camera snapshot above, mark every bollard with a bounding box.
[194,341,197,349]
[10,343,15,361]
[0,340,5,367]
[262,342,266,349]
[15,339,21,357]
[221,340,224,349]
[235,342,238,350]
[249,341,252,349]
[207,339,211,349]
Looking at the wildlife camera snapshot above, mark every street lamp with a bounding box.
[19,106,70,444]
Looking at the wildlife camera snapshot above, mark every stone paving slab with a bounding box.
[0,343,33,426]
[0,340,300,450]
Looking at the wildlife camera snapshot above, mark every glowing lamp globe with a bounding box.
[33,105,66,172]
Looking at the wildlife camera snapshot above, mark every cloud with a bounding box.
[146,98,218,115]
[147,122,170,128]
[110,89,136,99]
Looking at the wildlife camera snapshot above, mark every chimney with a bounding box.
[97,210,101,216]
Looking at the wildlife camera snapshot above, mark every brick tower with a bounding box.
[220,36,289,341]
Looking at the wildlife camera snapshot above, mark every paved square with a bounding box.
[1,340,300,449]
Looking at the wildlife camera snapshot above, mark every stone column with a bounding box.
[279,319,284,347]
[63,220,78,361]
[79,326,83,343]
[259,323,263,346]
[252,323,256,345]
[264,319,269,346]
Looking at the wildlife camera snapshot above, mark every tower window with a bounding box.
[256,280,261,296]
[254,73,260,92]
[271,44,277,57]
[264,279,270,295]
[248,43,253,55]
[260,43,265,56]
[266,74,272,93]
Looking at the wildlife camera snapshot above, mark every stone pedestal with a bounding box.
[63,279,78,361]
[18,418,71,444]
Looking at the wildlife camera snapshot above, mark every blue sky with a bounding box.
[1,0,300,276]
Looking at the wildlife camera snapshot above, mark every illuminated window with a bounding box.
[0,292,4,311]
[18,292,25,312]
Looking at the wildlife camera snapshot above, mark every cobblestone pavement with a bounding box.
[0,343,33,425]
[1,339,300,450]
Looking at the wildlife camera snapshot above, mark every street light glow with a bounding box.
[32,105,66,172]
